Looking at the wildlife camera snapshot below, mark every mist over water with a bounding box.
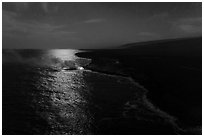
[3,49,91,70]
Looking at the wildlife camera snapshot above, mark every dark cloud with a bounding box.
[137,32,160,38]
[83,18,106,23]
[3,10,76,37]
[172,17,202,35]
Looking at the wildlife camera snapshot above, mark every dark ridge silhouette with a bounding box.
[121,36,201,47]
[120,36,202,56]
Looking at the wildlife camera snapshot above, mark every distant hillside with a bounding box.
[119,37,202,57]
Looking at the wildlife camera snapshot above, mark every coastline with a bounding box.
[75,48,202,134]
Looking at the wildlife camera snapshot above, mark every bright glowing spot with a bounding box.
[77,66,84,70]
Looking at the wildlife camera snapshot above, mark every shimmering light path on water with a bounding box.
[33,50,93,134]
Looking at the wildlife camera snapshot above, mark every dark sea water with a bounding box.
[2,49,194,135]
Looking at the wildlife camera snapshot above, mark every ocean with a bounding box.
[2,49,198,135]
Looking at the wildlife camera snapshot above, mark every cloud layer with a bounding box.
[2,2,202,49]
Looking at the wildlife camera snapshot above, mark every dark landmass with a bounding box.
[76,37,202,134]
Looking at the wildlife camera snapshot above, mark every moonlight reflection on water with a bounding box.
[34,50,93,134]
[36,70,92,134]
[48,49,78,61]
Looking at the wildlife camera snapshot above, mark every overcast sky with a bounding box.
[2,2,202,49]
